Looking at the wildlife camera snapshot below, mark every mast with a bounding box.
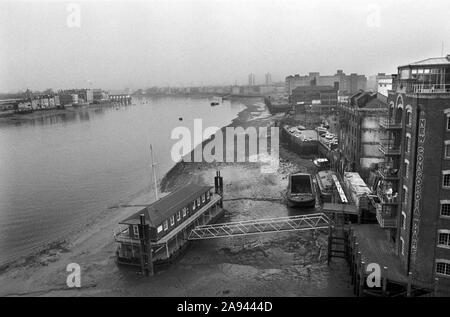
[150,144,159,200]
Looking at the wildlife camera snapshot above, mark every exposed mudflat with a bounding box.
[0,99,353,297]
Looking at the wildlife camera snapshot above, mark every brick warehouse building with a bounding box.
[375,55,450,291]
[337,91,387,179]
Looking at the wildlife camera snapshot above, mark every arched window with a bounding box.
[402,185,408,205]
[396,105,403,124]
[401,211,407,230]
[405,133,411,153]
[404,159,409,178]
[405,105,412,126]
[400,237,405,255]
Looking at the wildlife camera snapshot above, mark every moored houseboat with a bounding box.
[114,173,224,268]
[287,172,316,207]
[316,170,335,203]
[316,170,349,204]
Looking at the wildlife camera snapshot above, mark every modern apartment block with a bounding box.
[285,70,367,96]
[248,73,256,86]
[375,55,450,290]
[289,83,339,106]
[265,73,272,86]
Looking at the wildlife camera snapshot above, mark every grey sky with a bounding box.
[1,0,449,92]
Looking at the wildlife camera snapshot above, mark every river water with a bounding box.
[0,96,246,265]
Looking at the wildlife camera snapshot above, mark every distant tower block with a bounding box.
[265,73,272,86]
[248,73,256,86]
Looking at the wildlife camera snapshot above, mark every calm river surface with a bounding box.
[0,96,246,265]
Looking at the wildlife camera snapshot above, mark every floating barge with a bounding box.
[287,172,316,208]
[316,170,349,204]
[113,172,224,273]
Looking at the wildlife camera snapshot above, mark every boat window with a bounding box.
[202,194,206,203]
[157,225,163,233]
[192,202,196,210]
[176,211,181,221]
[182,207,187,217]
[170,216,175,226]
[163,221,168,231]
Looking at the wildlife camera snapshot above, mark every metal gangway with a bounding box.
[188,213,332,240]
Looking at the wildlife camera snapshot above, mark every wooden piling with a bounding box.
[407,272,413,297]
[147,237,154,276]
[382,266,388,296]
[327,226,332,265]
[433,278,439,297]
[359,261,365,296]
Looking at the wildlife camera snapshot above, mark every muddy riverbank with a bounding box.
[0,98,353,296]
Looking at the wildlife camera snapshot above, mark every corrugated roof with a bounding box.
[399,56,450,68]
[120,183,213,227]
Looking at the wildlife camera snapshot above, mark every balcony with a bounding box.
[379,141,401,156]
[113,225,141,245]
[375,204,397,228]
[379,117,402,130]
[412,84,450,94]
[376,187,399,205]
[377,163,399,180]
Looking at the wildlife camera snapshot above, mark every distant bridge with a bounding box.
[188,213,332,240]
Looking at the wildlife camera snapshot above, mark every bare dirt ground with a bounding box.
[0,99,353,297]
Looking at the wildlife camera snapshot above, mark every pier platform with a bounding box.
[346,224,436,296]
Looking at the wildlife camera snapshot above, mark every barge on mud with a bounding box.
[286,172,316,208]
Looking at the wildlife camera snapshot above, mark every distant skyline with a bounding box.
[1,0,449,92]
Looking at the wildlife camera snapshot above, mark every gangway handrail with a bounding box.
[194,212,330,228]
[188,212,333,240]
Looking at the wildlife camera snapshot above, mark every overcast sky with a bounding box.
[0,0,449,92]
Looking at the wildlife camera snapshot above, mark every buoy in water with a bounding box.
[179,117,183,121]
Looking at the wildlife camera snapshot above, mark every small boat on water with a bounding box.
[287,172,316,207]
[211,96,222,106]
